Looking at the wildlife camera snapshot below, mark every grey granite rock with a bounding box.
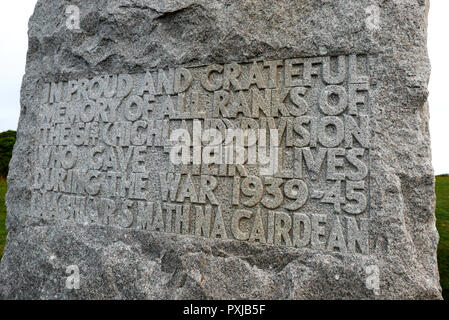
[0,0,442,299]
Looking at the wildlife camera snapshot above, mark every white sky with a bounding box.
[0,1,448,174]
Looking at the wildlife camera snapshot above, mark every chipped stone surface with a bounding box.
[0,0,442,299]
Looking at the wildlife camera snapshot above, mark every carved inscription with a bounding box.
[32,54,373,254]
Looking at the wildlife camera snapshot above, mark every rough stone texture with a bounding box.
[0,0,442,299]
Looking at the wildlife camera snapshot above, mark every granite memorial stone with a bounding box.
[0,0,442,299]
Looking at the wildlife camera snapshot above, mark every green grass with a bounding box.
[0,178,7,260]
[436,175,449,300]
[0,177,448,298]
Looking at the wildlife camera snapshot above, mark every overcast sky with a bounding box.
[0,1,448,174]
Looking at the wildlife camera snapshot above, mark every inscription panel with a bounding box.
[31,54,374,255]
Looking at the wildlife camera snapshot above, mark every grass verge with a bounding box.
[436,175,449,299]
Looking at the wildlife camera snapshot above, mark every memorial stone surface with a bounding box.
[0,0,442,299]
